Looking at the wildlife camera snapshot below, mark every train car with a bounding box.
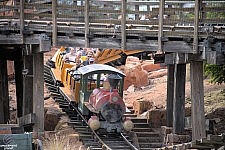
[46,47,134,133]
[50,46,151,68]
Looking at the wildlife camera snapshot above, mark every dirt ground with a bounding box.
[7,48,225,149]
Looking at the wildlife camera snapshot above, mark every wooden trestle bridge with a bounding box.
[0,0,225,148]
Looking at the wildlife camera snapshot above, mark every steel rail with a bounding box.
[63,98,113,150]
[120,133,139,150]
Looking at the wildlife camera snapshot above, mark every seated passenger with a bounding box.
[83,57,95,66]
[140,14,149,20]
[83,51,95,66]
[70,51,83,71]
[75,51,83,64]
[81,48,87,56]
[62,47,76,63]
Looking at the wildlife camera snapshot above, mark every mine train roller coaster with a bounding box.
[53,46,152,67]
[46,47,134,133]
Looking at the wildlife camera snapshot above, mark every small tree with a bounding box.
[204,62,225,84]
[203,2,225,84]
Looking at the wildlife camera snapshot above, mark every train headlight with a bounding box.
[112,96,119,103]
[123,120,133,131]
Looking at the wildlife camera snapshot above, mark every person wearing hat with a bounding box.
[83,51,95,66]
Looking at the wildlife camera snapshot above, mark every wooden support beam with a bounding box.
[190,61,206,141]
[165,53,205,64]
[193,0,200,53]
[121,0,127,50]
[158,0,164,52]
[135,0,139,20]
[14,59,23,117]
[18,113,36,126]
[206,51,225,64]
[166,64,174,127]
[33,53,44,132]
[0,60,10,123]
[173,63,186,134]
[20,0,24,43]
[163,41,193,53]
[23,55,33,116]
[0,48,22,60]
[52,0,57,46]
[85,0,90,47]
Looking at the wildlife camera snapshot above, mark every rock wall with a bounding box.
[123,56,166,90]
[124,56,149,90]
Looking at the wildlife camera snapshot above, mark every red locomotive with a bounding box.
[87,74,133,133]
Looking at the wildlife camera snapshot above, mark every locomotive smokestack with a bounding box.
[107,74,121,92]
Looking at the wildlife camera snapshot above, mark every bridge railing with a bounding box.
[0,0,225,50]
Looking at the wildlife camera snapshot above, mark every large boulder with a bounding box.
[124,56,149,90]
[44,106,64,131]
[141,60,165,72]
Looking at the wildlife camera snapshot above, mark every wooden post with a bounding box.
[166,64,174,127]
[173,63,186,134]
[14,59,23,117]
[52,0,57,47]
[158,0,164,52]
[23,55,33,116]
[147,1,150,12]
[178,4,183,19]
[33,52,44,132]
[190,61,206,140]
[85,0,90,48]
[20,0,24,43]
[193,0,200,54]
[0,60,10,123]
[135,0,139,20]
[121,0,127,50]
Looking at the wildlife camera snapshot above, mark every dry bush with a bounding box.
[42,134,73,150]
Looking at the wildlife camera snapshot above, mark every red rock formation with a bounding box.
[141,60,167,72]
[124,56,149,90]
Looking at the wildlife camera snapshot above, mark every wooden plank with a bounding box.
[23,55,33,116]
[0,124,19,127]
[52,0,57,47]
[0,60,10,124]
[152,7,225,14]
[206,51,225,65]
[193,0,200,54]
[173,63,186,134]
[85,0,90,47]
[158,0,164,52]
[163,41,193,53]
[0,48,22,61]
[33,53,44,132]
[20,0,24,43]
[51,68,62,82]
[59,87,75,102]
[190,61,205,141]
[121,0,126,50]
[18,113,36,126]
[166,64,174,127]
[0,34,41,45]
[14,59,23,117]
